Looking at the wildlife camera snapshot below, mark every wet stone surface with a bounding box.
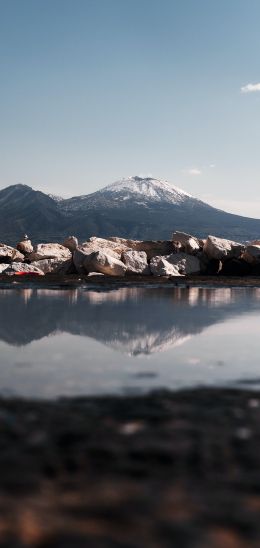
[0,389,260,546]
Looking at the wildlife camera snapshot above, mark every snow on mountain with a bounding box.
[61,175,197,212]
[3,175,260,244]
[48,193,64,202]
[102,176,193,204]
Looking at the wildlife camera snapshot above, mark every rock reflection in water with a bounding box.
[0,287,260,355]
[0,287,258,352]
[0,287,260,397]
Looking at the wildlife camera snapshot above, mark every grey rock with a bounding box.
[83,250,127,276]
[62,236,78,252]
[203,235,244,261]
[172,231,200,254]
[108,238,177,260]
[82,237,130,259]
[4,262,44,275]
[166,252,201,275]
[122,250,150,275]
[243,244,260,264]
[150,256,181,277]
[73,247,93,274]
[17,239,33,255]
[28,243,71,262]
[31,258,75,274]
[0,244,24,263]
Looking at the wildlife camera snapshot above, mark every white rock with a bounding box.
[62,236,78,252]
[166,252,201,275]
[150,256,181,277]
[73,238,129,274]
[108,238,176,260]
[0,244,24,262]
[185,238,200,254]
[31,258,74,274]
[203,235,244,261]
[172,231,200,253]
[28,243,71,262]
[82,237,130,258]
[0,264,9,274]
[122,250,150,275]
[83,251,126,276]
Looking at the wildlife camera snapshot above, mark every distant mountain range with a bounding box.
[1,175,260,244]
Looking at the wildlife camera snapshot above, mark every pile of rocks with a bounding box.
[1,232,260,278]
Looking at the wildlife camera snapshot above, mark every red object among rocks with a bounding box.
[13,272,42,276]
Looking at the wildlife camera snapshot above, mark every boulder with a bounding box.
[31,258,75,275]
[185,238,200,254]
[122,250,150,275]
[150,256,181,277]
[73,247,93,274]
[203,258,222,275]
[17,239,33,255]
[81,237,130,259]
[242,245,260,264]
[172,231,200,254]
[62,236,78,252]
[0,244,24,263]
[28,243,71,262]
[203,235,244,261]
[0,264,9,274]
[83,251,126,277]
[166,252,201,275]
[108,238,177,260]
[196,251,210,273]
[221,258,252,276]
[4,263,44,275]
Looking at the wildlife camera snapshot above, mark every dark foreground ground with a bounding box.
[1,389,260,548]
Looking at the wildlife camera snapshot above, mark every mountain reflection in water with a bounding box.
[0,287,259,352]
[0,287,260,397]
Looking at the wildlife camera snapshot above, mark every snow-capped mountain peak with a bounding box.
[48,193,64,202]
[102,175,193,205]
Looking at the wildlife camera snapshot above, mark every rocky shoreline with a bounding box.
[1,388,260,547]
[2,231,260,280]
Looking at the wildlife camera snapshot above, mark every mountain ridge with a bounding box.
[1,176,260,244]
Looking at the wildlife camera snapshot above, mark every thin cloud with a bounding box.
[241,82,260,93]
[186,168,202,176]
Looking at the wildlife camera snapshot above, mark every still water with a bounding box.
[0,286,260,398]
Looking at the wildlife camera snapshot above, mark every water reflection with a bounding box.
[0,287,259,354]
[0,287,260,398]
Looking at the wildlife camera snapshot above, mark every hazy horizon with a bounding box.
[1,0,260,217]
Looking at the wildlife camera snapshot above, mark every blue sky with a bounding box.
[0,0,260,216]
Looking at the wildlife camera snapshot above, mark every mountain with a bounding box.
[1,176,260,244]
[0,184,65,244]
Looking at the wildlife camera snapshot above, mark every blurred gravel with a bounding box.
[1,389,260,547]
